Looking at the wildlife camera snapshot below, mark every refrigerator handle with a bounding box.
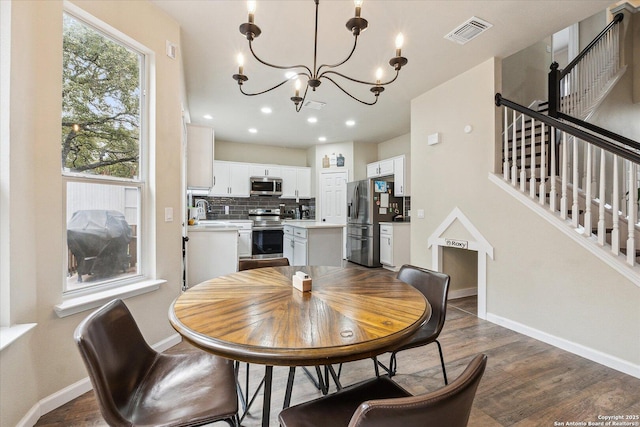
[355,185,360,219]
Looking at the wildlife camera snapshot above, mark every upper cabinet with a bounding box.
[393,155,410,196]
[367,155,409,197]
[366,158,394,178]
[281,167,311,199]
[249,164,282,178]
[186,125,214,189]
[211,161,250,197]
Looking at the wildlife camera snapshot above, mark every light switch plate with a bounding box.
[164,207,173,222]
[427,133,440,145]
[417,209,425,219]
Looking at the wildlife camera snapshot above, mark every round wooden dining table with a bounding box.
[169,265,431,427]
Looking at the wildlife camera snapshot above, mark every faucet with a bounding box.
[195,199,209,219]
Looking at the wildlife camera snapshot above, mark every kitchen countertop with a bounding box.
[187,222,242,231]
[379,221,411,225]
[283,220,345,229]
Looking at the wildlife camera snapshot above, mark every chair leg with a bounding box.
[373,356,392,377]
[388,352,398,377]
[436,339,448,385]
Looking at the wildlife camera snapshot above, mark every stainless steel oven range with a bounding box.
[248,208,284,259]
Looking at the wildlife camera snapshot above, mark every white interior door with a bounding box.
[319,171,348,258]
[319,171,348,224]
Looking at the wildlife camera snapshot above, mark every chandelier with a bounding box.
[232,0,408,112]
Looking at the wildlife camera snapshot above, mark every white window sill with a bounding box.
[0,323,37,352]
[54,279,165,318]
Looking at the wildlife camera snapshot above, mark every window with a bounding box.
[62,11,146,293]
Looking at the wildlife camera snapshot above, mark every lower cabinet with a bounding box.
[379,223,410,271]
[284,224,343,266]
[187,228,238,286]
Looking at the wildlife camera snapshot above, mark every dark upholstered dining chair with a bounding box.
[74,299,239,427]
[238,256,290,271]
[279,353,487,427]
[375,264,451,384]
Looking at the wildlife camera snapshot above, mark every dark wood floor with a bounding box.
[35,292,640,427]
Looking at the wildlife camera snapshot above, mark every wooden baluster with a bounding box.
[597,149,606,246]
[539,122,546,206]
[584,144,592,236]
[503,107,509,180]
[530,117,536,198]
[520,114,526,192]
[627,161,637,266]
[571,136,580,228]
[560,131,568,219]
[550,128,557,212]
[511,110,517,186]
[612,155,620,255]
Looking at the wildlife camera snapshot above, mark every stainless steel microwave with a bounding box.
[250,176,283,196]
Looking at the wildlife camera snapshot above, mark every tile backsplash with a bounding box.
[190,194,315,220]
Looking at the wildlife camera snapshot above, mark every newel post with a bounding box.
[547,62,561,119]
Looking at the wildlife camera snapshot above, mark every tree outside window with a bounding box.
[62,12,144,291]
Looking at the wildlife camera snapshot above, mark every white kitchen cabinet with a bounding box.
[283,222,343,266]
[281,167,311,199]
[249,164,282,178]
[393,155,410,196]
[187,227,238,286]
[366,155,409,196]
[366,159,394,178]
[379,222,410,271]
[186,125,214,189]
[211,161,250,197]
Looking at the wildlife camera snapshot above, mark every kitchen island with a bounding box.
[282,221,344,267]
[187,223,239,286]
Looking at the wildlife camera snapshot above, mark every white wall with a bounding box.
[0,1,185,425]
[411,58,640,373]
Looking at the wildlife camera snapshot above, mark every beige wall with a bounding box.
[411,57,640,369]
[215,140,309,166]
[378,133,410,160]
[501,38,552,106]
[1,1,185,425]
[442,247,478,293]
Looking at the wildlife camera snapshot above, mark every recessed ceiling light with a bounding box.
[345,120,356,127]
[248,128,258,134]
[203,114,213,120]
[307,117,318,124]
[261,107,272,114]
[318,136,327,142]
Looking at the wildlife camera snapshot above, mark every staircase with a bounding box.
[495,9,640,284]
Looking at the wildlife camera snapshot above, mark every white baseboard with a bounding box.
[486,312,640,379]
[18,333,183,427]
[448,287,477,300]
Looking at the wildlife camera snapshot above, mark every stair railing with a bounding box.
[548,13,624,121]
[496,93,640,266]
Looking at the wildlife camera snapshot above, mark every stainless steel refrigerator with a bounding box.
[346,179,402,267]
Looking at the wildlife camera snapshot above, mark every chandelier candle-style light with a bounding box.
[232,0,408,112]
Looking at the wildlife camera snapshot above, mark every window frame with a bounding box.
[59,2,153,300]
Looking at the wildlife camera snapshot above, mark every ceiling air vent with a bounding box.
[303,100,326,110]
[444,17,493,45]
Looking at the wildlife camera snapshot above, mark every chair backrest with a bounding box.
[397,264,450,338]
[349,354,487,427]
[74,299,157,426]
[238,257,290,271]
